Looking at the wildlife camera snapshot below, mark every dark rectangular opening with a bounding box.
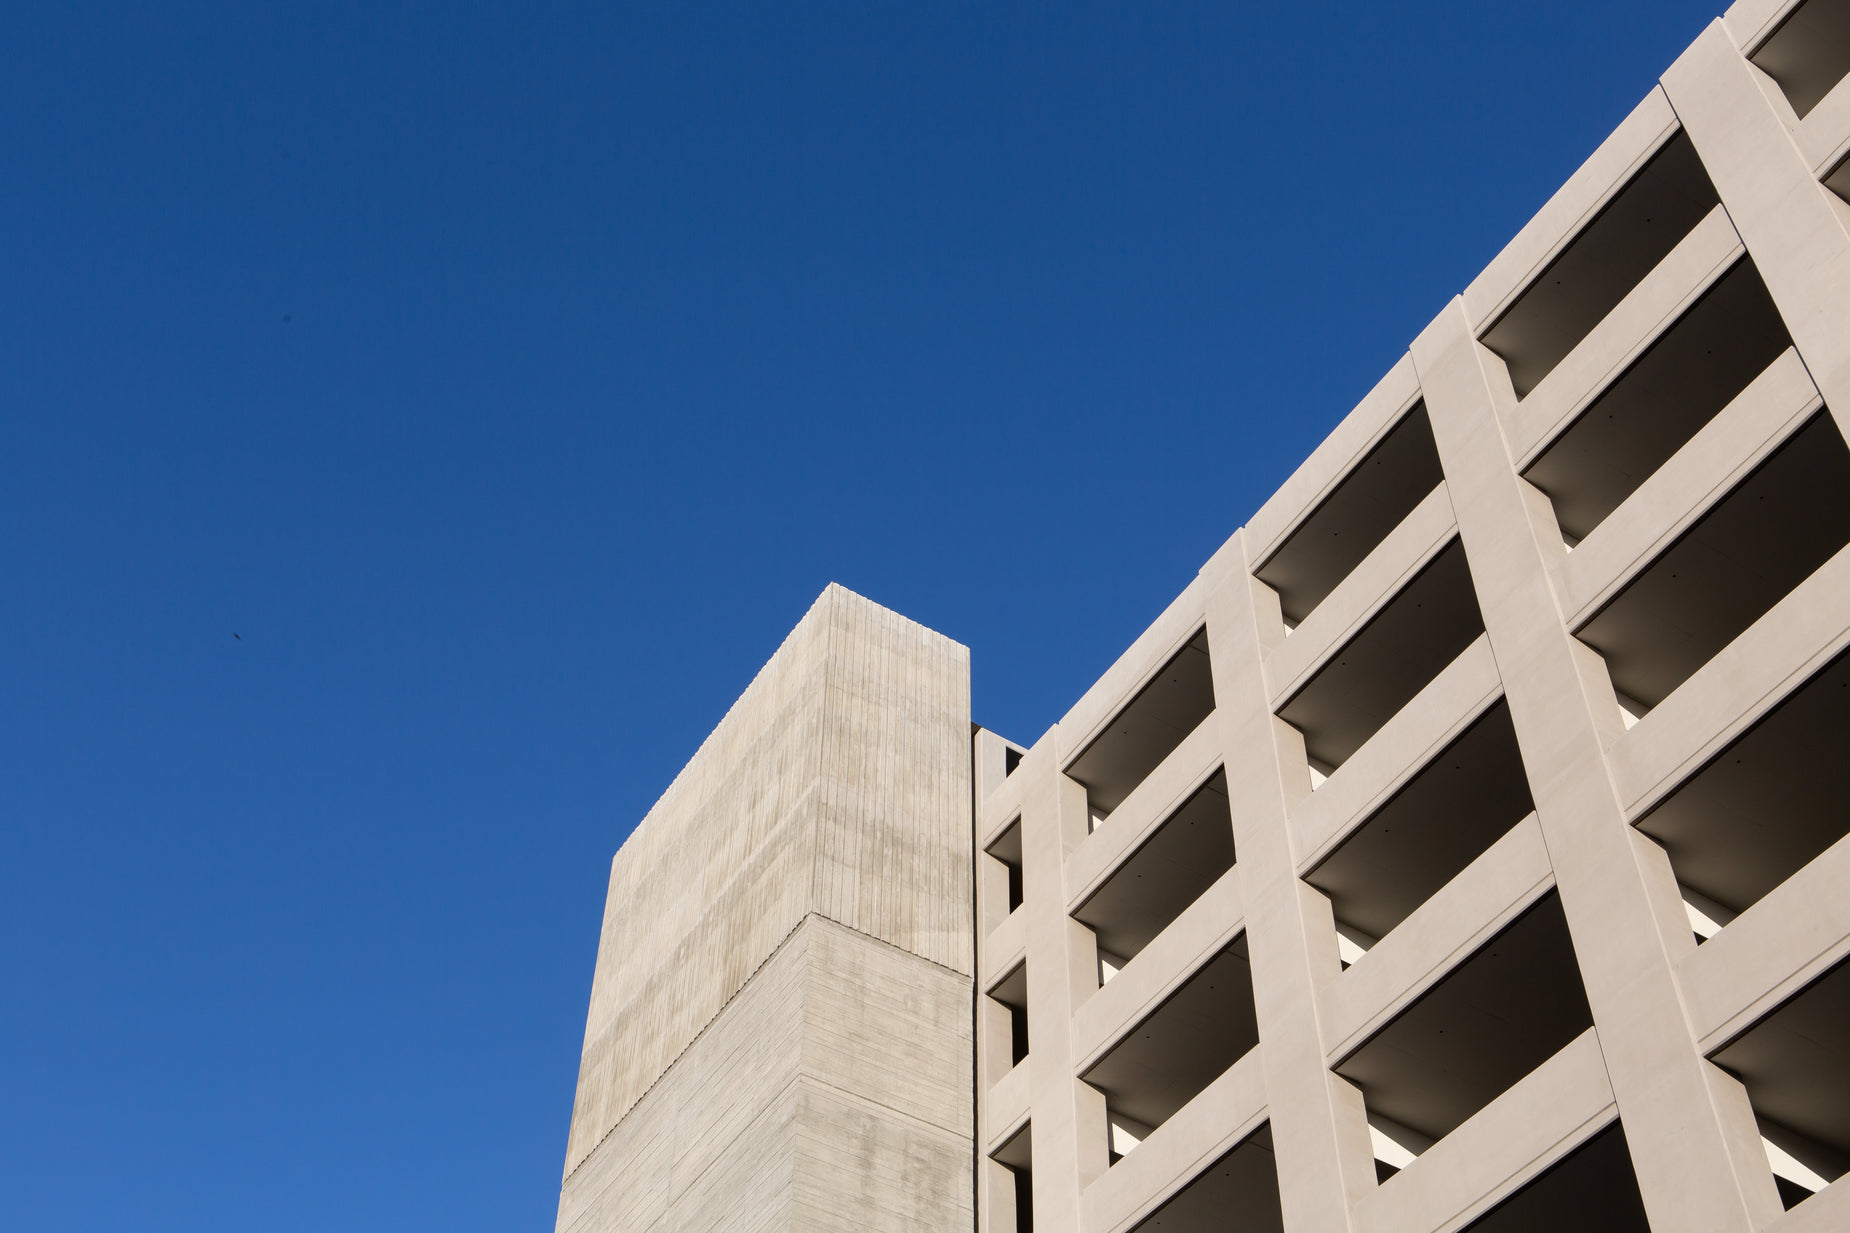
[1127,1124,1281,1233]
[1577,412,1850,713]
[991,1122,1033,1233]
[1307,701,1534,953]
[1456,1124,1650,1232]
[1524,260,1792,542]
[1335,893,1593,1157]
[988,963,1030,1069]
[1752,0,1850,119]
[1082,941,1258,1149]
[1712,955,1850,1208]
[1073,771,1233,978]
[1483,132,1720,399]
[1278,539,1485,772]
[987,818,1025,915]
[1828,150,1850,207]
[1637,646,1850,922]
[1066,630,1215,821]
[1255,403,1445,624]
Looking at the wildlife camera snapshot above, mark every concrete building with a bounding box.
[557,586,977,1233]
[558,2,1850,1230]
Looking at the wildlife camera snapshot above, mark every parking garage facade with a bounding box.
[972,3,1850,1231]
[559,3,1850,1231]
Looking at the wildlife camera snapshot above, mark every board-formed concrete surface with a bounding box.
[563,2,1850,1230]
[558,584,973,1233]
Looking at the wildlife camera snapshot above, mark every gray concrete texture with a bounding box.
[562,2,1850,1230]
[559,584,973,1232]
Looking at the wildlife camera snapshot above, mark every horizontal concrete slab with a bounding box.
[1505,204,1744,468]
[1292,636,1503,872]
[1265,485,1458,707]
[1352,1030,1615,1233]
[1556,347,1821,626]
[1682,828,1850,1052]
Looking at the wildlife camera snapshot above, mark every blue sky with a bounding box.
[3,2,1725,1228]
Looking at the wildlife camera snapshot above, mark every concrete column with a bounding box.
[1015,740,1109,1232]
[1201,539,1375,1233]
[1664,20,1850,441]
[1409,301,1782,1233]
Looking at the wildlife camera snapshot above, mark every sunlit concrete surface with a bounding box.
[557,585,974,1233]
[976,3,1850,1230]
[562,2,1850,1229]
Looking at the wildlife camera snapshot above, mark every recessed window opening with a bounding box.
[1828,152,1850,207]
[1637,646,1850,923]
[1751,0,1850,119]
[1307,701,1533,960]
[1523,260,1791,542]
[1082,941,1258,1152]
[1450,1124,1651,1230]
[1335,893,1593,1160]
[1576,412,1850,714]
[1277,539,1485,772]
[1004,745,1024,777]
[1254,403,1444,625]
[1483,132,1720,399]
[1711,955,1850,1210]
[986,817,1026,919]
[1126,1124,1282,1233]
[990,1123,1033,1233]
[986,963,1030,1073]
[1073,771,1233,981]
[1066,631,1215,822]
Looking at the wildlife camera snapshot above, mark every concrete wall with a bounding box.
[976,5,1850,1231]
[559,6,1850,1231]
[558,584,974,1233]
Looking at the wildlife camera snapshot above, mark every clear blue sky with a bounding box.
[4,2,1724,1228]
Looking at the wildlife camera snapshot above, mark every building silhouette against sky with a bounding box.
[558,2,1850,1229]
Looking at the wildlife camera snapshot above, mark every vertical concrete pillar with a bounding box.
[1409,302,1782,1233]
[1201,539,1375,1233]
[1015,742,1109,1232]
[557,585,975,1233]
[1664,20,1850,437]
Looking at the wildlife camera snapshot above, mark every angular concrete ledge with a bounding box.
[1291,636,1503,872]
[984,1062,1031,1156]
[1321,816,1555,1061]
[1556,347,1821,625]
[1071,868,1244,1072]
[1078,1049,1268,1233]
[1465,89,1681,333]
[1612,543,1850,815]
[1724,0,1806,55]
[1683,829,1850,1052]
[1667,22,1850,428]
[979,762,1031,850]
[1265,485,1457,706]
[1505,204,1745,467]
[1245,358,1425,572]
[1766,1171,1850,1232]
[981,910,1028,995]
[1057,582,1209,768]
[1064,714,1223,912]
[1799,73,1850,174]
[1352,1030,1615,1233]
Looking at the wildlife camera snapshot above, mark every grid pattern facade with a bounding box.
[972,5,1850,1232]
